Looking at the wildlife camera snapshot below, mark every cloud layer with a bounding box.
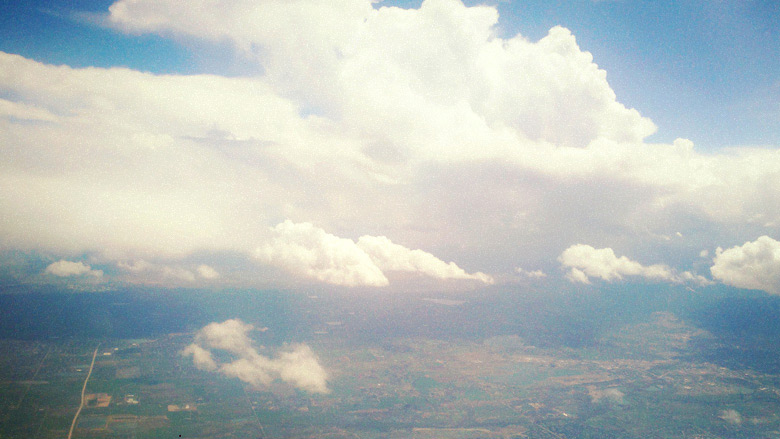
[181,319,329,393]
[0,0,778,289]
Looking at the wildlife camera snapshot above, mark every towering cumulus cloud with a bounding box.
[181,319,329,394]
[710,236,780,294]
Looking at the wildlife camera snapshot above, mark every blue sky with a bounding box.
[0,0,188,72]
[2,0,777,148]
[493,0,780,149]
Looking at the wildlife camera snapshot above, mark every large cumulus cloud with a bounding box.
[710,236,780,294]
[0,0,778,288]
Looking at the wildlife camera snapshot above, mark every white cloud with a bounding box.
[196,319,256,354]
[181,319,329,393]
[106,0,655,152]
[256,220,491,286]
[565,267,591,284]
[275,344,331,394]
[161,266,196,282]
[117,259,155,272]
[0,98,57,122]
[559,244,711,286]
[357,235,493,284]
[256,220,389,287]
[180,343,217,371]
[515,267,547,278]
[0,0,779,289]
[710,236,780,294]
[720,409,742,425]
[117,259,199,283]
[589,387,625,404]
[197,264,220,279]
[44,260,103,278]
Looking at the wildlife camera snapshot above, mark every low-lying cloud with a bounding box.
[357,235,493,284]
[181,319,329,394]
[256,220,492,287]
[515,267,547,279]
[117,260,219,283]
[559,244,710,286]
[719,409,742,425]
[44,260,103,278]
[589,387,625,405]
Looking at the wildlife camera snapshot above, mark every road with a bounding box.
[67,344,100,439]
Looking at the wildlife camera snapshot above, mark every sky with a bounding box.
[0,0,779,294]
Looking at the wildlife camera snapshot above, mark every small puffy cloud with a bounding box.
[180,343,217,371]
[275,344,331,394]
[117,260,205,283]
[256,220,491,287]
[559,244,665,281]
[197,264,220,279]
[515,267,547,279]
[181,319,329,394]
[559,244,711,286]
[710,236,780,294]
[44,260,103,278]
[161,266,196,282]
[565,267,591,284]
[196,319,255,354]
[219,356,275,388]
[589,387,625,404]
[117,259,155,272]
[720,409,742,425]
